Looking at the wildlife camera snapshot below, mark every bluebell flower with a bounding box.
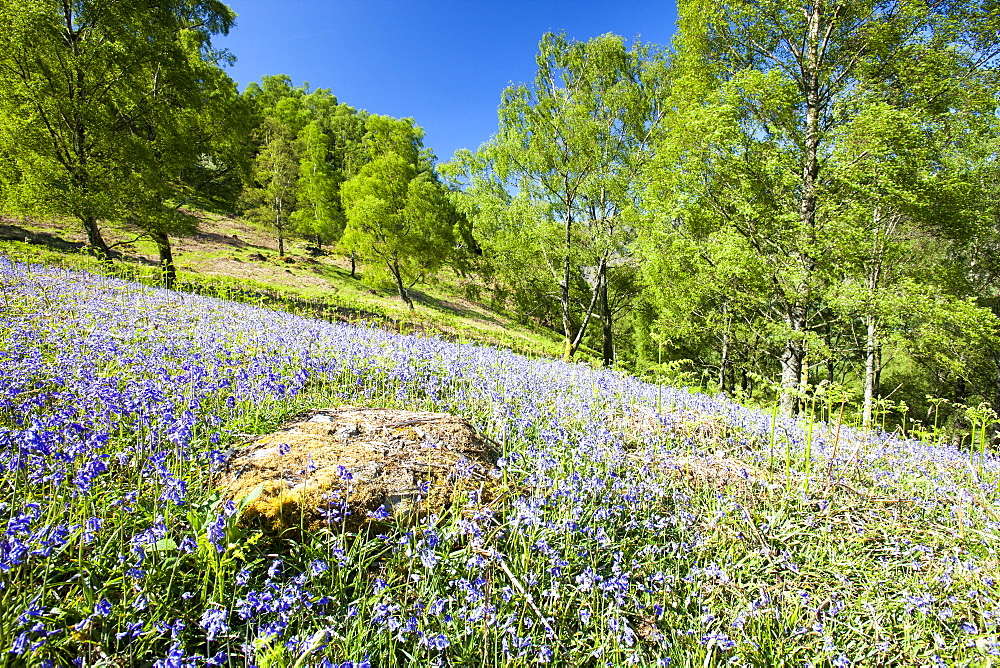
[205,513,226,553]
[200,607,229,642]
[701,631,735,650]
[206,651,227,666]
[115,621,144,640]
[178,535,196,554]
[10,631,28,656]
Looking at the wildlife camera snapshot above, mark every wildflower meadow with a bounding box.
[2,257,999,666]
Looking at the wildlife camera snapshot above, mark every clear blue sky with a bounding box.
[216,1,678,163]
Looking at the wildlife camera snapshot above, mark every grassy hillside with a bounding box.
[2,256,1000,666]
[0,211,573,360]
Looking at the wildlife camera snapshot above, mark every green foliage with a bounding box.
[341,116,460,309]
[641,0,1000,418]
[291,120,343,247]
[240,78,368,258]
[241,117,300,256]
[454,32,668,363]
[0,0,237,257]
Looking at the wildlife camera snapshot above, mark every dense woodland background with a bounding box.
[2,0,1000,437]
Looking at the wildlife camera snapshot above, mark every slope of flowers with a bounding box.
[2,257,999,666]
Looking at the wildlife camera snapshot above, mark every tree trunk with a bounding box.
[779,0,821,418]
[564,257,605,362]
[779,307,806,416]
[780,343,805,417]
[990,354,1000,447]
[719,305,730,392]
[276,199,285,257]
[992,353,1000,432]
[956,376,967,404]
[389,259,413,310]
[82,214,112,264]
[874,344,882,398]
[154,231,176,290]
[862,315,878,430]
[800,0,822,240]
[600,262,613,367]
[560,208,574,362]
[350,251,356,278]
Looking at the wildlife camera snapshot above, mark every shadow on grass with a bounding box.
[0,219,88,254]
[409,288,504,327]
[193,230,251,248]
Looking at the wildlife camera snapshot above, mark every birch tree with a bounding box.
[340,116,459,309]
[648,0,1000,415]
[460,32,667,363]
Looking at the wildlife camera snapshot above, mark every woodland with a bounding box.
[2,0,1000,433]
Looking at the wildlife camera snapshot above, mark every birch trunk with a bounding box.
[779,306,807,416]
[862,315,878,430]
[561,207,573,362]
[389,258,413,310]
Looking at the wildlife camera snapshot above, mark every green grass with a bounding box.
[5,219,1000,666]
[0,210,574,360]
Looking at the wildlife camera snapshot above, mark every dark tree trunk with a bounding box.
[82,214,112,265]
[600,263,613,367]
[778,0,822,418]
[990,354,1000,447]
[992,353,1000,433]
[350,251,356,278]
[154,231,176,289]
[389,259,413,310]
[275,197,286,257]
[719,305,730,392]
[560,208,574,362]
[863,315,879,429]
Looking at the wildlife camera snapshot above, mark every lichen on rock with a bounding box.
[217,406,499,531]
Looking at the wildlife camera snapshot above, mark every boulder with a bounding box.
[218,406,499,531]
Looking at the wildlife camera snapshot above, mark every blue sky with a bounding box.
[216,1,678,163]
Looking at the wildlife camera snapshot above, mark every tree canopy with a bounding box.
[454,32,669,362]
[341,115,463,309]
[2,2,1000,433]
[641,0,1000,415]
[0,0,238,260]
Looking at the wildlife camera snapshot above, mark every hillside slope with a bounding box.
[0,210,571,359]
[2,257,999,666]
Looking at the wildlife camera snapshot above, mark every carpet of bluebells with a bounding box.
[2,257,1000,667]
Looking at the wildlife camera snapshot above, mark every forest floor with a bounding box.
[0,209,572,359]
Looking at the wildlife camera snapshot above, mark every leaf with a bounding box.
[150,538,179,553]
[236,482,264,515]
